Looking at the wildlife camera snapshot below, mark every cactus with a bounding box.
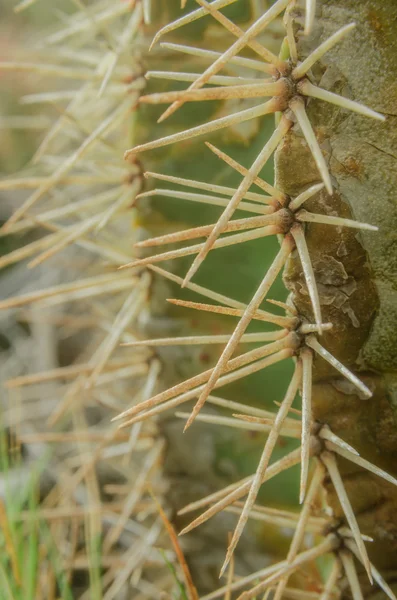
[1,0,397,598]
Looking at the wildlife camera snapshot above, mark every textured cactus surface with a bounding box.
[1,1,397,599]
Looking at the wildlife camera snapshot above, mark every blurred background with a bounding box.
[0,1,302,598]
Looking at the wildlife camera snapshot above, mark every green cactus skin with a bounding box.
[278,1,397,592]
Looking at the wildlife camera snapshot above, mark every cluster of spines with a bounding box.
[0,1,201,597]
[1,0,395,598]
[113,0,395,598]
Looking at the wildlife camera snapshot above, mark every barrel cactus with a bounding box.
[1,0,396,598]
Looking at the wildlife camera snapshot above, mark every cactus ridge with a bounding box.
[1,0,397,598]
[119,2,394,596]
